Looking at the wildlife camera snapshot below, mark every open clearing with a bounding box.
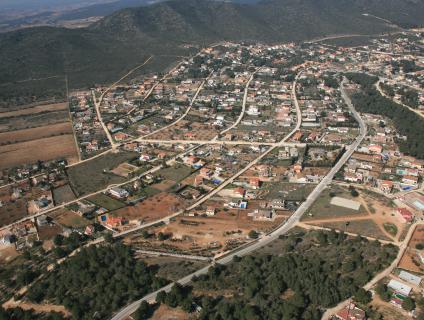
[111,192,184,222]
[133,209,284,256]
[302,185,367,220]
[0,134,78,169]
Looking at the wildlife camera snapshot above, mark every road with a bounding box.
[135,250,211,262]
[136,72,213,141]
[321,223,418,320]
[219,71,255,136]
[92,56,154,150]
[376,79,424,120]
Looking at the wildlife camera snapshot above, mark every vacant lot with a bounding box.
[87,193,126,211]
[0,134,79,169]
[154,164,193,183]
[0,198,28,227]
[52,184,76,205]
[111,192,184,222]
[67,151,137,196]
[0,122,73,145]
[54,209,91,229]
[134,209,284,256]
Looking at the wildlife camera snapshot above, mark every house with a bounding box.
[99,214,125,229]
[0,234,14,246]
[378,180,393,193]
[109,187,129,199]
[335,303,366,320]
[397,208,413,223]
[234,187,246,198]
[249,177,262,189]
[205,206,216,216]
[84,225,95,236]
[250,209,274,221]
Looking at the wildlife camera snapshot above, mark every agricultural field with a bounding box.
[51,208,92,229]
[67,151,138,196]
[0,134,78,170]
[0,101,79,170]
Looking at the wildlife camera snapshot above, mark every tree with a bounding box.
[134,301,152,320]
[104,233,114,244]
[375,283,390,302]
[402,297,416,311]
[53,234,64,246]
[354,288,371,304]
[248,230,259,239]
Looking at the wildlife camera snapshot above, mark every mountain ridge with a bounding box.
[0,0,423,104]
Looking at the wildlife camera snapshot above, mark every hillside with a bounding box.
[0,0,423,105]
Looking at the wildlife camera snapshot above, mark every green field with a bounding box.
[67,151,138,196]
[154,164,193,183]
[302,185,366,221]
[87,193,126,211]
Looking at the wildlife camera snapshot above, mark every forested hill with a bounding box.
[0,0,423,96]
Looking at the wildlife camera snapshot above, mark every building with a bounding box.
[387,279,412,296]
[109,187,129,199]
[335,303,366,320]
[205,206,216,216]
[396,208,413,223]
[399,270,421,286]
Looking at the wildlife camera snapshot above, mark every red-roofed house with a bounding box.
[335,303,366,320]
[397,208,414,223]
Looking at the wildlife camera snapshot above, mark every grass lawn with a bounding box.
[87,193,126,211]
[302,185,366,221]
[67,151,138,196]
